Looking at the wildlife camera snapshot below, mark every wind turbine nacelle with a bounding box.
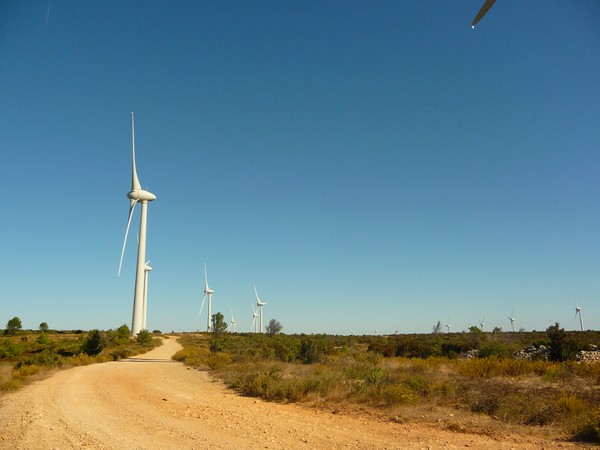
[205,288,214,295]
[128,189,156,202]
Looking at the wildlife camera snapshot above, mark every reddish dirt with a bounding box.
[0,337,590,449]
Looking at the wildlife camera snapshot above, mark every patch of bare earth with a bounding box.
[0,337,589,449]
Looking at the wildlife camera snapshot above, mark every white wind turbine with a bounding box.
[230,310,237,333]
[253,285,267,334]
[445,319,451,333]
[199,264,214,332]
[479,318,485,332]
[575,305,584,332]
[142,261,152,331]
[508,311,516,332]
[251,304,259,333]
[118,113,156,336]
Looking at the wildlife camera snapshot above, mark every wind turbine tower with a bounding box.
[479,318,485,332]
[253,285,267,334]
[508,311,516,332]
[118,113,157,336]
[251,304,259,333]
[575,305,584,332]
[203,264,214,332]
[142,261,152,331]
[445,320,451,333]
[230,311,237,333]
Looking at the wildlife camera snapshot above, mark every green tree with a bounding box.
[211,312,228,338]
[82,329,106,356]
[266,319,283,336]
[39,322,49,332]
[210,312,228,352]
[136,329,152,345]
[5,316,22,335]
[116,324,131,340]
[547,322,578,362]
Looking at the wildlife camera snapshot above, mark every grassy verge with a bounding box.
[0,328,162,393]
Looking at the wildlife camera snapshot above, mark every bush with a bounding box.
[136,329,152,345]
[82,330,106,356]
[573,410,600,443]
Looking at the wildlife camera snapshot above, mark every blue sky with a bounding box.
[1,1,599,334]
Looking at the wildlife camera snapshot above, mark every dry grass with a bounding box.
[175,333,600,443]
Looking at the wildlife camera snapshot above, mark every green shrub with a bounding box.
[136,330,152,345]
[82,330,106,356]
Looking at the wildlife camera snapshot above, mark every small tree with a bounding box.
[136,329,152,345]
[39,322,49,332]
[5,316,22,335]
[116,324,131,340]
[211,312,228,338]
[82,329,106,356]
[210,312,228,352]
[266,319,283,336]
[547,322,578,362]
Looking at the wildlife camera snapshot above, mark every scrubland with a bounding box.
[173,328,600,443]
[0,326,160,392]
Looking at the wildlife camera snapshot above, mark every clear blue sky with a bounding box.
[1,1,599,334]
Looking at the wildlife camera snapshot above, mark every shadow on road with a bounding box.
[121,358,177,363]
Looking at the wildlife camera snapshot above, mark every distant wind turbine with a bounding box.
[251,304,259,333]
[142,261,152,331]
[445,319,451,333]
[253,285,267,334]
[508,311,516,332]
[230,310,237,333]
[118,113,156,336]
[202,264,214,332]
[471,0,496,28]
[575,305,584,332]
[479,318,485,332]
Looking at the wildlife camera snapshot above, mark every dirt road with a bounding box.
[0,337,585,449]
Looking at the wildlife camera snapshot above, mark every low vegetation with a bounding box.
[174,326,600,443]
[0,321,162,392]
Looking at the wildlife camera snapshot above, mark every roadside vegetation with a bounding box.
[0,319,162,392]
[174,323,600,443]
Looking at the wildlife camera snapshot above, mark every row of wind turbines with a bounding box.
[445,305,585,334]
[200,264,269,333]
[117,113,271,335]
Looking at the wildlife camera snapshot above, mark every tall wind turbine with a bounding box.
[230,310,237,333]
[142,261,152,331]
[575,305,584,332]
[445,319,451,333]
[251,304,259,333]
[118,113,156,336]
[508,311,516,332]
[202,264,214,332]
[479,318,485,332]
[253,285,267,334]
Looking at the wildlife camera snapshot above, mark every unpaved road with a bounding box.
[0,337,587,449]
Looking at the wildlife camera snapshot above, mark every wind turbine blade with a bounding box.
[471,0,496,29]
[199,294,207,317]
[131,112,141,191]
[117,199,138,277]
[253,284,259,302]
[204,263,209,291]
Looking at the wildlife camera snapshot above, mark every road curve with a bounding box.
[0,337,578,449]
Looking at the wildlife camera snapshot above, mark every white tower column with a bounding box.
[132,200,149,335]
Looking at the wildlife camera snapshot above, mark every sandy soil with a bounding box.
[0,337,589,449]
